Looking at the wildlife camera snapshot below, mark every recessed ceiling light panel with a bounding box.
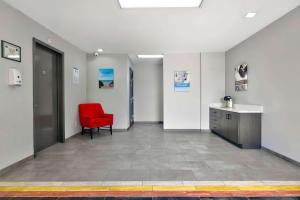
[119,0,203,8]
[245,12,257,18]
[138,55,164,59]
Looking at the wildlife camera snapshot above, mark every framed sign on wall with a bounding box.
[174,71,190,92]
[1,40,21,62]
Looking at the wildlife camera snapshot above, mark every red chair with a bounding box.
[79,103,113,139]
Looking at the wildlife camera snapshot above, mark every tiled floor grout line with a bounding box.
[0,180,300,186]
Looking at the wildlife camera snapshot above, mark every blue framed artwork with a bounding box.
[98,68,114,88]
[174,71,190,92]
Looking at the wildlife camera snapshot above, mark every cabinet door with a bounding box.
[226,112,239,143]
[219,111,228,138]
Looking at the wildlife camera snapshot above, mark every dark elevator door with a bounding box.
[34,44,59,152]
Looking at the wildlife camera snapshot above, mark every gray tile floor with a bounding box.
[1,124,300,182]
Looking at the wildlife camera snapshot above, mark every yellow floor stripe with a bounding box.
[109,186,153,191]
[195,185,240,191]
[238,185,300,191]
[0,185,299,192]
[153,186,196,191]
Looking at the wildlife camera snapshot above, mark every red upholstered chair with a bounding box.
[79,103,113,139]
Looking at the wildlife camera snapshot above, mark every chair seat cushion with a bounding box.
[88,117,113,128]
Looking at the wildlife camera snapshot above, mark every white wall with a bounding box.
[0,1,87,171]
[133,60,163,122]
[225,7,300,162]
[201,53,225,130]
[163,54,201,130]
[87,54,130,130]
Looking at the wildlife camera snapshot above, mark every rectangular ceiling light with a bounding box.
[119,0,203,8]
[245,12,257,18]
[138,55,164,59]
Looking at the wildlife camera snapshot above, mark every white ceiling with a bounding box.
[4,0,300,54]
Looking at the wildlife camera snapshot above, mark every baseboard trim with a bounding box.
[113,129,129,132]
[135,121,163,124]
[81,128,130,133]
[65,131,81,141]
[262,147,300,167]
[164,129,201,132]
[0,155,34,177]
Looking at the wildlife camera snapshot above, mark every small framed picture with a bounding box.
[1,40,21,62]
[98,68,114,88]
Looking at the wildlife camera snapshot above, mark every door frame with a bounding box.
[32,38,65,154]
[129,67,134,127]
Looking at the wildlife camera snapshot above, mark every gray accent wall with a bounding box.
[0,1,87,171]
[225,6,300,162]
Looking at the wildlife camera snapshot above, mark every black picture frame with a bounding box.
[1,40,22,62]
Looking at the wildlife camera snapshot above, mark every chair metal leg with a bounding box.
[97,127,100,132]
[110,125,112,135]
[90,128,93,139]
[81,127,85,135]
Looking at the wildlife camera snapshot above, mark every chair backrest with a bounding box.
[79,103,105,119]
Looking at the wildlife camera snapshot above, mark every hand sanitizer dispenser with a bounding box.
[8,68,22,86]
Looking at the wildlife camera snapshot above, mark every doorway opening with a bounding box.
[131,59,163,125]
[129,67,134,127]
[32,38,65,154]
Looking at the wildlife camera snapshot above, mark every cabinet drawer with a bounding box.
[211,126,219,132]
[210,117,219,123]
[210,124,220,133]
[210,109,221,121]
[210,109,221,117]
[210,121,218,127]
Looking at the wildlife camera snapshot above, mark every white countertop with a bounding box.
[210,103,264,113]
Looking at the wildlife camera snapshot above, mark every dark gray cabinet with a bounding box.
[210,108,261,149]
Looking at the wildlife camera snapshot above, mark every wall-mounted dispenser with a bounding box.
[8,68,22,86]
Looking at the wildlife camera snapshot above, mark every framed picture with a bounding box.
[1,40,21,62]
[235,63,248,91]
[98,68,114,88]
[174,71,190,92]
